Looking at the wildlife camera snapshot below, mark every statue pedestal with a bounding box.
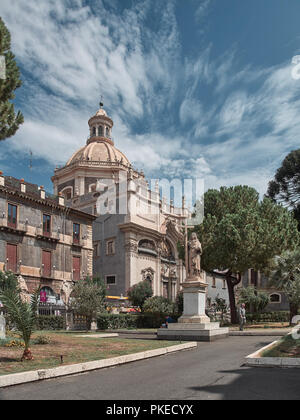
[157,277,229,342]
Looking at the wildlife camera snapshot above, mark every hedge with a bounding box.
[35,315,65,330]
[246,311,290,323]
[97,313,180,330]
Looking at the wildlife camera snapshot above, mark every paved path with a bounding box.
[1,336,299,400]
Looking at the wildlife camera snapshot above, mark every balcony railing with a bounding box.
[0,218,27,235]
[36,228,60,242]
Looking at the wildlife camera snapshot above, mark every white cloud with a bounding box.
[1,0,300,200]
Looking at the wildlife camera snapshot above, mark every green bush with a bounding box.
[143,296,175,314]
[0,337,24,348]
[97,314,138,330]
[32,335,52,345]
[246,311,290,323]
[97,313,180,330]
[36,315,64,330]
[127,281,153,310]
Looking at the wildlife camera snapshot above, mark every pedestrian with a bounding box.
[239,303,246,331]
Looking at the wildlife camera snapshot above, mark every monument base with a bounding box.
[157,322,229,342]
[157,277,228,342]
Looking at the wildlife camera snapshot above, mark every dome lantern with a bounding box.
[88,102,114,145]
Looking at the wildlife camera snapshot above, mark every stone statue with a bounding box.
[61,280,73,305]
[18,276,30,303]
[0,315,6,339]
[188,232,202,277]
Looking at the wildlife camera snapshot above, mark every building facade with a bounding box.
[52,106,188,301]
[0,174,95,305]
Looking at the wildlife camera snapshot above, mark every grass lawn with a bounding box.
[0,331,180,376]
[261,334,300,358]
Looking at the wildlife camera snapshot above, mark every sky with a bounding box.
[1,0,300,196]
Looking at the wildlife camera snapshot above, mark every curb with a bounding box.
[244,339,300,368]
[230,331,290,337]
[0,342,197,388]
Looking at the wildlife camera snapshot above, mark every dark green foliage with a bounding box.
[0,270,19,292]
[127,281,153,311]
[35,315,64,330]
[175,292,183,316]
[267,149,300,228]
[97,313,180,330]
[195,185,299,323]
[143,296,175,314]
[238,287,269,314]
[0,286,40,353]
[270,250,300,323]
[69,276,107,330]
[0,17,24,140]
[97,314,139,330]
[246,312,291,323]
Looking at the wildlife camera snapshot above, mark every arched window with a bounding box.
[89,184,97,193]
[270,293,281,303]
[160,239,175,262]
[98,126,103,136]
[92,127,96,137]
[61,187,73,200]
[106,127,110,137]
[40,286,56,304]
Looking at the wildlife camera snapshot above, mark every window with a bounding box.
[106,275,116,285]
[73,223,80,244]
[43,214,51,237]
[93,241,101,257]
[6,243,17,272]
[106,239,115,255]
[7,204,17,228]
[98,126,103,136]
[106,127,110,137]
[270,293,281,303]
[92,127,96,136]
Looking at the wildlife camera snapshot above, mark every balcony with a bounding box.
[0,218,27,235]
[36,227,60,243]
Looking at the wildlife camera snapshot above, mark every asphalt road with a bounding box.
[0,336,299,400]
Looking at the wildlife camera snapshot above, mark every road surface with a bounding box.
[0,336,299,400]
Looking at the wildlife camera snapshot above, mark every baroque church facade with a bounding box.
[52,105,188,301]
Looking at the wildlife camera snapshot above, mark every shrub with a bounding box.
[0,338,24,348]
[175,292,183,316]
[32,335,52,345]
[97,313,180,330]
[143,296,175,314]
[127,281,153,311]
[238,287,269,314]
[97,314,138,330]
[69,277,107,330]
[36,315,64,330]
[246,311,290,323]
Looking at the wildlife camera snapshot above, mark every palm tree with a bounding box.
[0,287,40,361]
[270,250,300,324]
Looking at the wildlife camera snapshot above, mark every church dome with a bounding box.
[65,104,131,167]
[66,140,130,166]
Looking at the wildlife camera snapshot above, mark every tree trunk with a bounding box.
[21,348,33,361]
[226,272,242,325]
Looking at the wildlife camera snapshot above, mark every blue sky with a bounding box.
[1,0,300,195]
